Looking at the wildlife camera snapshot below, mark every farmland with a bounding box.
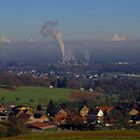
[0,86,73,105]
[1,130,140,140]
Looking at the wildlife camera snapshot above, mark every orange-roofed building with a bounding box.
[95,106,114,113]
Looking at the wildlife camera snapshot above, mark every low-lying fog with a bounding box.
[0,41,140,63]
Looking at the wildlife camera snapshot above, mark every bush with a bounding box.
[0,124,7,137]
[0,118,29,137]
[6,118,29,136]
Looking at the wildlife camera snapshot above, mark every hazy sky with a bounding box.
[0,0,140,41]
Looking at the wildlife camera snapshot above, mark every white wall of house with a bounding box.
[97,109,104,117]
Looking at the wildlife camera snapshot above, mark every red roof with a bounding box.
[17,113,31,120]
[96,106,113,112]
[28,122,57,130]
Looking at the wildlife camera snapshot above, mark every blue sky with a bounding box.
[0,0,140,41]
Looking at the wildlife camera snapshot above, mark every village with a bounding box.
[0,101,140,131]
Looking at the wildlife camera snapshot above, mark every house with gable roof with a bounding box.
[128,108,140,124]
[79,105,89,117]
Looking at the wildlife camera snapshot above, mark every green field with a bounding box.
[1,131,140,140]
[0,86,73,105]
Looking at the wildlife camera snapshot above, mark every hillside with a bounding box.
[0,86,73,105]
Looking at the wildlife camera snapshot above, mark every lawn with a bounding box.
[1,130,140,140]
[0,86,73,105]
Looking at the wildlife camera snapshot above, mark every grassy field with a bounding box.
[0,86,73,105]
[1,130,140,140]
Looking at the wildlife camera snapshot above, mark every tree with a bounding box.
[47,100,57,116]
[1,97,5,102]
[29,99,34,103]
[36,104,43,111]
[0,124,7,137]
[0,118,28,137]
[109,107,130,128]
[0,73,21,89]
[15,97,20,101]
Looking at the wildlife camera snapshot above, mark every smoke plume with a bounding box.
[40,20,65,63]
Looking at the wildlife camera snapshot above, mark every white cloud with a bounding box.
[27,38,35,43]
[111,34,127,42]
[0,37,11,43]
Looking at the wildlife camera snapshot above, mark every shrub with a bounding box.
[7,118,29,136]
[0,124,7,137]
[1,118,29,137]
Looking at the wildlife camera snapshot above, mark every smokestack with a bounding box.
[40,20,65,63]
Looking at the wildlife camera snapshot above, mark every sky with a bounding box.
[0,0,140,41]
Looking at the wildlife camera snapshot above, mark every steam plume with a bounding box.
[28,38,34,43]
[40,20,65,63]
[65,46,76,62]
[85,49,90,65]
[0,36,11,44]
[112,34,127,42]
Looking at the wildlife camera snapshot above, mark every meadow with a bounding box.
[0,86,73,105]
[1,130,140,140]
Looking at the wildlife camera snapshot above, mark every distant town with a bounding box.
[1,61,140,80]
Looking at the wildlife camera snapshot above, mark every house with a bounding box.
[16,109,34,121]
[0,105,5,112]
[129,108,139,116]
[16,110,31,120]
[87,108,104,124]
[12,105,33,116]
[86,110,98,129]
[95,106,113,113]
[26,115,49,124]
[95,106,114,125]
[95,109,104,117]
[14,105,32,112]
[16,109,34,117]
[53,109,68,125]
[79,105,89,117]
[128,108,140,124]
[0,112,9,121]
[94,109,104,124]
